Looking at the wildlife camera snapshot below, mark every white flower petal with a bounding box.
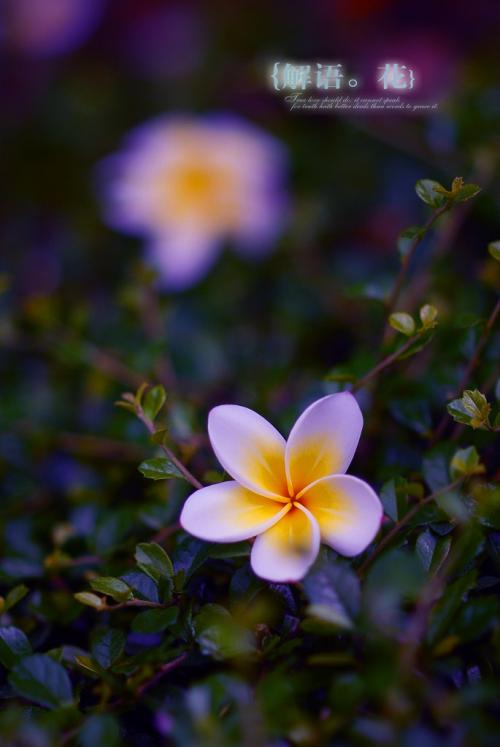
[300,474,383,557]
[208,405,288,499]
[250,504,320,582]
[180,482,290,543]
[285,393,364,495]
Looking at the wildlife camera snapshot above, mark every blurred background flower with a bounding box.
[1,0,105,57]
[98,115,289,289]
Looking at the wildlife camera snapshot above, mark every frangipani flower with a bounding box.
[180,393,383,582]
[99,115,288,289]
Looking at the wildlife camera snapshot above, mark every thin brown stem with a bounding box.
[432,297,500,443]
[351,333,421,392]
[136,653,188,697]
[101,599,170,611]
[386,202,451,315]
[136,407,203,490]
[358,477,464,577]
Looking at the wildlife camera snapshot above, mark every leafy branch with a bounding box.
[358,476,466,577]
[384,177,481,339]
[116,383,203,490]
[351,304,438,392]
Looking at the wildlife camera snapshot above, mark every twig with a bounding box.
[136,405,203,490]
[382,201,451,345]
[432,297,500,443]
[101,599,170,611]
[351,333,421,392]
[136,653,188,697]
[358,477,464,577]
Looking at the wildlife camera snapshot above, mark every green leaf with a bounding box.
[450,446,485,478]
[415,179,447,208]
[79,714,120,747]
[389,312,415,336]
[131,606,178,633]
[74,592,104,609]
[488,240,500,262]
[415,529,437,572]
[453,183,481,202]
[91,628,125,670]
[427,570,477,645]
[9,654,73,709]
[89,577,133,603]
[138,457,184,481]
[397,226,422,258]
[447,399,472,426]
[135,543,174,582]
[143,385,166,421]
[303,550,360,629]
[419,304,438,329]
[194,604,256,660]
[461,389,491,429]
[4,585,29,612]
[0,626,32,668]
[449,597,499,642]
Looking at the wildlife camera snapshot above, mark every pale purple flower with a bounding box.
[98,115,288,289]
[3,0,104,57]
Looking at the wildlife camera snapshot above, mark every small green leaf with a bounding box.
[138,457,184,481]
[419,304,438,329]
[0,626,33,668]
[415,179,447,208]
[488,240,500,262]
[135,543,174,582]
[450,446,485,479]
[91,628,125,670]
[4,585,29,612]
[462,389,491,429]
[89,577,133,603]
[131,606,178,633]
[74,592,104,609]
[447,399,473,426]
[9,654,73,709]
[389,312,415,336]
[143,385,166,421]
[453,183,481,202]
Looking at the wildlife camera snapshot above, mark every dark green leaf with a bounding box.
[135,543,174,582]
[0,626,32,668]
[143,385,166,421]
[91,629,125,670]
[427,570,477,645]
[194,604,256,660]
[89,577,133,602]
[131,606,178,633]
[4,585,29,612]
[303,550,360,629]
[138,457,184,481]
[9,654,73,708]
